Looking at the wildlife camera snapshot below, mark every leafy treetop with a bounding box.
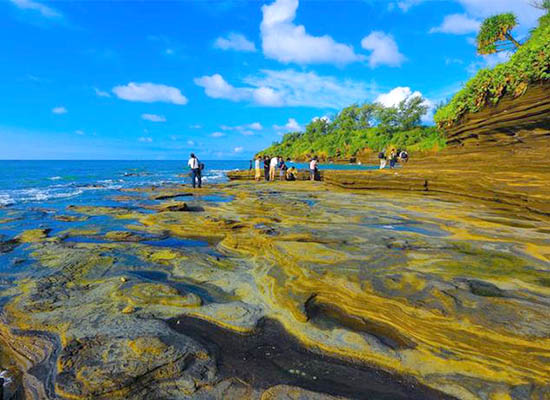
[477,13,520,55]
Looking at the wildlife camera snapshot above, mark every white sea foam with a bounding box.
[0,194,15,206]
[48,176,62,181]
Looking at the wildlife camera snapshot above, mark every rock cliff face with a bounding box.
[321,84,550,216]
[444,83,550,147]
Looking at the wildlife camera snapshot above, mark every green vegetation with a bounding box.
[259,97,446,161]
[476,13,520,55]
[435,12,550,129]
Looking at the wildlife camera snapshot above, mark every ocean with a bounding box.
[0,160,376,208]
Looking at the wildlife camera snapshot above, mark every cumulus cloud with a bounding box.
[52,106,67,114]
[375,87,435,124]
[141,113,166,122]
[361,32,405,68]
[214,33,256,52]
[94,88,111,98]
[75,130,84,136]
[260,0,362,65]
[187,140,196,146]
[211,132,226,138]
[9,0,61,18]
[195,70,376,109]
[274,118,303,132]
[138,137,153,143]
[234,146,244,153]
[430,14,480,34]
[194,74,249,102]
[112,82,188,105]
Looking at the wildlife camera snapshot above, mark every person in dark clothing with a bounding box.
[263,156,270,181]
[278,156,288,179]
[188,153,202,188]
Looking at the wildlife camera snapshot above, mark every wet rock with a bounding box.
[17,228,51,243]
[104,231,145,242]
[53,215,89,222]
[467,280,505,297]
[156,201,188,212]
[0,238,19,253]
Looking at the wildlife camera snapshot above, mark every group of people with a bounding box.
[378,148,408,170]
[254,155,300,181]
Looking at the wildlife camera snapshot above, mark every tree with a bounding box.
[477,13,521,55]
[530,0,550,11]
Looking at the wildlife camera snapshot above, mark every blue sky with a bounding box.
[0,0,544,160]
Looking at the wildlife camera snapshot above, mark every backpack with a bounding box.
[378,152,385,159]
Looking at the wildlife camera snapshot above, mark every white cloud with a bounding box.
[260,0,362,65]
[221,122,264,135]
[312,115,331,123]
[75,130,84,136]
[194,74,249,102]
[244,69,376,109]
[9,0,61,18]
[274,118,303,132]
[361,32,405,68]
[187,140,196,146]
[393,0,544,30]
[189,124,202,129]
[165,48,174,55]
[252,86,284,106]
[94,88,111,98]
[141,113,166,122]
[211,132,226,138]
[138,137,153,143]
[430,14,480,34]
[234,146,244,153]
[214,33,256,52]
[52,106,67,114]
[376,87,435,124]
[195,70,375,109]
[112,82,188,105]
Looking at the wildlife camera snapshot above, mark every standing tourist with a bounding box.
[254,156,262,181]
[309,156,319,181]
[269,155,279,182]
[389,149,398,169]
[378,149,387,170]
[188,153,202,188]
[278,156,288,180]
[264,156,270,181]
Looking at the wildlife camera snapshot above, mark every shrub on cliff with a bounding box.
[435,13,550,129]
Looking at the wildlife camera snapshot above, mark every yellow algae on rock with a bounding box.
[17,228,50,243]
[122,283,202,308]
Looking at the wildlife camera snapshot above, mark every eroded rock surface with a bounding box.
[0,181,549,399]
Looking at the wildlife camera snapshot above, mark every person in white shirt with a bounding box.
[254,156,262,181]
[187,153,202,188]
[269,156,278,182]
[309,156,318,181]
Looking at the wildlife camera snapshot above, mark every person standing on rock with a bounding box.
[309,156,319,181]
[188,153,202,188]
[269,155,279,181]
[379,149,387,169]
[264,156,270,181]
[254,156,262,181]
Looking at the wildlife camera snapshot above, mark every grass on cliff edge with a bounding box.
[435,14,550,129]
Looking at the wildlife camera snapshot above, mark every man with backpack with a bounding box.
[188,153,203,188]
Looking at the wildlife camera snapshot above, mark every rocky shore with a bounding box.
[0,177,549,399]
